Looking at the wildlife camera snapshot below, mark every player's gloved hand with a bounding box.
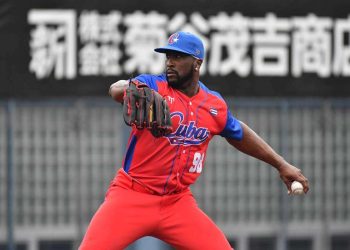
[123,79,172,137]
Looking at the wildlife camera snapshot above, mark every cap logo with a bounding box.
[168,33,179,44]
[195,49,200,55]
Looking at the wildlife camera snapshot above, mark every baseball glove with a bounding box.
[123,79,172,137]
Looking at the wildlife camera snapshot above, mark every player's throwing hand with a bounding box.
[278,162,309,194]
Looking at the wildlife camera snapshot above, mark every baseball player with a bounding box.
[79,31,309,250]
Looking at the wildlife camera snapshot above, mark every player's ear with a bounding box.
[194,59,202,71]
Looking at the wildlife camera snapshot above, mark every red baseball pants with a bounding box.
[79,175,233,250]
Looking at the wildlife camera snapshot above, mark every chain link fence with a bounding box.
[0,98,349,250]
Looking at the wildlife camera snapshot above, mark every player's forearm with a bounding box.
[226,121,286,171]
[109,80,129,103]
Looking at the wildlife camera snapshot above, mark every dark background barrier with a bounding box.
[1,0,350,98]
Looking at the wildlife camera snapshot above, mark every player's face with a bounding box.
[165,51,196,89]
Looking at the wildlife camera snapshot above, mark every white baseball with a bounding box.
[291,181,304,195]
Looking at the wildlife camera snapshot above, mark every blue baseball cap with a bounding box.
[154,31,205,60]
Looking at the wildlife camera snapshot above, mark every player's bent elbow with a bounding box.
[109,80,128,103]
